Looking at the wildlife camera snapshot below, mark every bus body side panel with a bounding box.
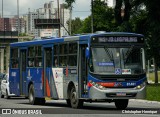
[50,67,78,99]
[63,67,78,99]
[44,67,59,99]
[9,69,20,96]
[26,68,44,98]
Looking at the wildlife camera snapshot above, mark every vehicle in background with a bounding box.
[1,74,15,98]
[0,73,5,90]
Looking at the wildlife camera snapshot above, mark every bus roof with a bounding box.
[10,32,144,47]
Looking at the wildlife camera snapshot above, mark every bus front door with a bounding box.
[20,49,27,95]
[43,47,52,97]
[79,45,88,98]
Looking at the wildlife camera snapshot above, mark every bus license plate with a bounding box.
[116,92,126,96]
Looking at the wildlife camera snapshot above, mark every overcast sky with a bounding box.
[1,0,112,19]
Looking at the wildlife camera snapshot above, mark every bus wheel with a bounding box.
[29,84,38,105]
[115,99,128,110]
[66,99,71,107]
[38,98,46,105]
[70,87,83,108]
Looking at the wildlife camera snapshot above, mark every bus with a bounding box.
[9,32,146,109]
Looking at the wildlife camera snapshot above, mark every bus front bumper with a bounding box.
[89,86,146,99]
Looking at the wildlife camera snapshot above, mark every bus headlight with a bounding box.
[136,82,146,89]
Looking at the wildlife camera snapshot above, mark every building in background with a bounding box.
[27,1,70,37]
[10,16,25,34]
[0,18,11,31]
[0,17,25,34]
[60,4,70,36]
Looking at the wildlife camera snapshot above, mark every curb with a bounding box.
[130,99,160,104]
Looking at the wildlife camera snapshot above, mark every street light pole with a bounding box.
[17,0,19,38]
[57,0,61,37]
[2,0,3,18]
[91,0,94,33]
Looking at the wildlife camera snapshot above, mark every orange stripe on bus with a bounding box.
[97,82,115,87]
[46,79,51,97]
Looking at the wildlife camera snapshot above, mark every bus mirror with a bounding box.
[85,47,90,59]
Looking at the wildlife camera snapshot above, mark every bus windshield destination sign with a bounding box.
[91,36,144,43]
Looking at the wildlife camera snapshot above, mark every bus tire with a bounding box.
[70,87,83,108]
[38,98,46,105]
[29,84,38,105]
[66,99,71,107]
[115,99,128,110]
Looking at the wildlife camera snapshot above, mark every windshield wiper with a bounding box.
[104,47,114,62]
[123,45,134,63]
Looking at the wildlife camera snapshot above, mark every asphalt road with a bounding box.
[0,94,160,117]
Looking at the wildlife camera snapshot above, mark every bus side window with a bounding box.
[59,43,68,67]
[54,57,58,67]
[28,47,35,67]
[59,56,67,67]
[35,46,42,67]
[11,48,19,69]
[28,58,34,67]
[68,43,77,66]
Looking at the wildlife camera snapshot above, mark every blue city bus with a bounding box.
[9,32,146,109]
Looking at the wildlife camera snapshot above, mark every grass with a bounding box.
[147,71,160,82]
[146,84,160,102]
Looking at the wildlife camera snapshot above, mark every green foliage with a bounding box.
[19,33,27,36]
[65,0,75,7]
[81,16,92,33]
[93,0,115,32]
[146,84,160,101]
[67,17,83,35]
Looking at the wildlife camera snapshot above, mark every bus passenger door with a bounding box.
[20,49,27,95]
[43,47,52,97]
[79,45,88,97]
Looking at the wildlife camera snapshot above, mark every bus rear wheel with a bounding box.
[38,98,46,105]
[29,84,39,105]
[70,87,83,108]
[115,99,128,110]
[66,99,71,107]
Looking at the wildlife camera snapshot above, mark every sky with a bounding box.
[0,0,113,19]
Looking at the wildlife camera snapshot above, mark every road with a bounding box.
[0,94,160,117]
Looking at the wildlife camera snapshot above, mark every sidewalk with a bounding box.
[147,80,160,84]
[130,99,160,104]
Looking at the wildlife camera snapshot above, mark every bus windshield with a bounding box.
[89,47,144,75]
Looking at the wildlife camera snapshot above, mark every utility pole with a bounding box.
[2,0,3,18]
[91,0,94,33]
[69,7,72,35]
[57,0,61,37]
[17,0,20,39]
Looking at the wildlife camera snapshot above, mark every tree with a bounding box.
[145,0,160,84]
[92,0,114,32]
[114,0,131,26]
[67,17,83,34]
[131,0,160,83]
[81,16,92,33]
